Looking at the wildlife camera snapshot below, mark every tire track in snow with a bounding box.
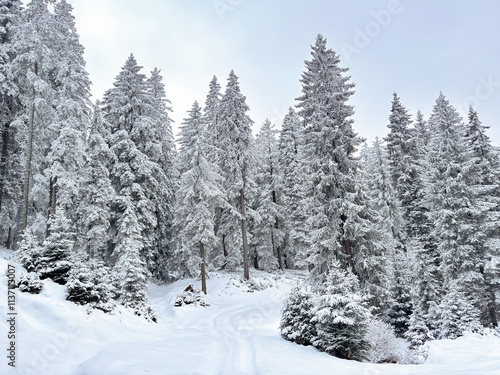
[210,301,277,375]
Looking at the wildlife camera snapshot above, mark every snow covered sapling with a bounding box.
[37,210,75,285]
[280,285,316,346]
[66,259,114,312]
[311,258,371,361]
[16,228,40,273]
[17,272,44,294]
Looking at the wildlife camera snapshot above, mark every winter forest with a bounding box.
[1,0,500,366]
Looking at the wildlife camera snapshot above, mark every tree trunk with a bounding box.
[0,120,11,212]
[200,242,207,294]
[240,188,249,280]
[343,237,355,274]
[21,84,37,233]
[340,213,355,274]
[45,176,57,237]
[222,233,228,258]
[271,189,284,270]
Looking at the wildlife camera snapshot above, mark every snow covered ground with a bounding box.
[1,251,500,375]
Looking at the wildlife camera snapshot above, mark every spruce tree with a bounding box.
[253,119,284,271]
[146,67,176,280]
[173,101,224,293]
[0,0,22,247]
[464,106,500,326]
[280,285,316,346]
[78,102,114,260]
[277,108,307,269]
[217,70,254,278]
[296,34,363,279]
[311,258,371,361]
[102,54,166,278]
[37,208,74,284]
[424,93,488,336]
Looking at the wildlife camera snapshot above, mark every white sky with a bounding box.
[68,0,500,145]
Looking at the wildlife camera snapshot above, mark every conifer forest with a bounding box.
[1,0,500,369]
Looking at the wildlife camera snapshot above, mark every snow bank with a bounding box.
[1,253,499,375]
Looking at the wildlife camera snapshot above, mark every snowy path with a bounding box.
[1,255,500,375]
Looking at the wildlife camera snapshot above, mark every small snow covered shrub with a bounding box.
[18,272,44,294]
[280,285,316,346]
[174,284,210,307]
[365,319,400,363]
[66,260,114,312]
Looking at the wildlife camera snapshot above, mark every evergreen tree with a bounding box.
[146,67,176,280]
[15,0,59,237]
[78,102,114,260]
[44,0,91,230]
[173,101,224,293]
[280,285,316,346]
[296,34,362,279]
[424,93,488,336]
[360,140,412,334]
[66,258,114,312]
[253,119,284,271]
[311,258,371,361]
[102,54,166,277]
[277,108,307,269]
[37,208,74,284]
[217,70,254,278]
[16,227,40,273]
[0,0,22,247]
[384,93,420,239]
[464,106,500,326]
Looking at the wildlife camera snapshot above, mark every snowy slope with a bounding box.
[1,252,500,375]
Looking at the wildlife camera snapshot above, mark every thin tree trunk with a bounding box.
[46,177,54,237]
[45,176,57,237]
[200,242,207,294]
[343,238,355,273]
[21,85,37,233]
[86,223,92,261]
[340,213,355,274]
[222,233,228,258]
[271,189,284,270]
[0,120,11,212]
[240,188,249,280]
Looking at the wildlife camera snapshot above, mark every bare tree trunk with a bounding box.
[271,189,284,270]
[240,188,249,280]
[222,233,228,258]
[340,213,355,274]
[200,242,207,294]
[45,176,57,237]
[0,120,11,212]
[21,93,36,233]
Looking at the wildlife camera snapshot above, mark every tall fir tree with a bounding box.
[146,67,176,280]
[173,101,224,293]
[217,70,254,279]
[296,34,363,279]
[424,93,489,336]
[464,106,500,326]
[277,107,307,269]
[102,54,167,279]
[78,102,114,260]
[0,0,22,248]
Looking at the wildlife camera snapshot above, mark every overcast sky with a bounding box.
[68,0,500,145]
